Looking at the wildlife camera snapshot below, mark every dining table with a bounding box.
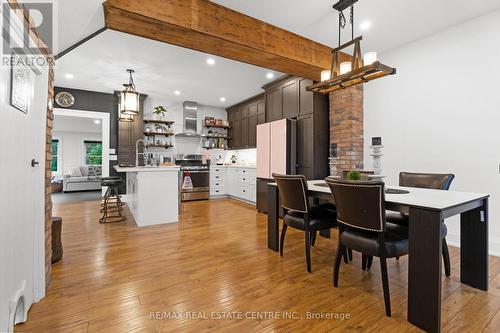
[267,180,489,333]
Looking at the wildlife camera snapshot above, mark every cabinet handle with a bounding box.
[243,190,246,193]
[216,183,219,186]
[243,178,246,181]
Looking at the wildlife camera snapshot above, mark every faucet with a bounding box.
[135,139,146,167]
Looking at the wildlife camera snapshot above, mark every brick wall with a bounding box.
[329,85,364,171]
[45,67,54,288]
[8,0,55,290]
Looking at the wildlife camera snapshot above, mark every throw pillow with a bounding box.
[80,166,89,176]
[68,167,82,177]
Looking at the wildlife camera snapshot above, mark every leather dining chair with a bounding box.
[325,177,409,317]
[386,172,455,276]
[272,174,337,273]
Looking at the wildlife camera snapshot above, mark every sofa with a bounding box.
[63,165,102,192]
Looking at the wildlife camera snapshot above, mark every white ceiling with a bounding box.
[53,0,500,105]
[53,114,102,134]
[55,30,282,107]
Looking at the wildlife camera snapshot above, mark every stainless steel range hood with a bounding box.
[175,101,201,138]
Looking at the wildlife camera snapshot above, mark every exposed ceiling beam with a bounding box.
[103,0,349,81]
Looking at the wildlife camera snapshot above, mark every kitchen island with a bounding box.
[114,166,181,227]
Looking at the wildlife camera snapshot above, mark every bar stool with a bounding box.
[100,177,126,223]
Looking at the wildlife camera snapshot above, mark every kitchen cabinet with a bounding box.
[262,75,329,180]
[227,93,264,149]
[210,166,256,203]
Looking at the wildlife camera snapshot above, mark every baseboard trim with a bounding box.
[446,232,500,257]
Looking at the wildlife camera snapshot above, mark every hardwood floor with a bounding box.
[16,198,500,332]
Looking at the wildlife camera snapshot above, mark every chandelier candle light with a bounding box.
[307,0,396,94]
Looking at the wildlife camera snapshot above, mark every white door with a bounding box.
[0,13,48,332]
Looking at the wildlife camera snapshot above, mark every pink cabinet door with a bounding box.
[270,119,287,175]
[256,123,271,178]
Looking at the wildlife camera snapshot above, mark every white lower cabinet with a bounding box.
[210,166,256,203]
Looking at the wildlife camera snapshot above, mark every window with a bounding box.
[51,139,59,172]
[84,141,102,165]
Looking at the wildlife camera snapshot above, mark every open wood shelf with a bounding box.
[203,124,231,129]
[307,61,396,94]
[144,132,174,137]
[143,119,175,125]
[145,144,174,149]
[203,135,231,139]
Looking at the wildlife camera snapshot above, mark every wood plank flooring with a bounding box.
[15,198,500,332]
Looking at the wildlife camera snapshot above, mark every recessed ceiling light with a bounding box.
[94,119,101,125]
[266,72,275,79]
[206,58,215,66]
[174,90,181,95]
[65,73,74,80]
[359,21,372,31]
[220,97,226,102]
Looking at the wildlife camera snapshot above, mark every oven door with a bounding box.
[181,170,209,192]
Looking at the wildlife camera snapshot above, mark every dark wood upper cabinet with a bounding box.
[262,75,329,180]
[282,79,299,119]
[257,100,265,125]
[227,93,264,149]
[266,87,282,122]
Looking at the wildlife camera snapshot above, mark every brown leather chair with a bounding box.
[321,170,375,263]
[325,177,409,317]
[386,172,455,276]
[273,174,337,273]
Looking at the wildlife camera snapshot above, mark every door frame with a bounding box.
[53,108,110,181]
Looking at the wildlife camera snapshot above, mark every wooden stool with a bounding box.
[51,216,63,263]
[100,178,126,223]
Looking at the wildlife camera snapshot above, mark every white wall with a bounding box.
[143,98,228,158]
[364,10,500,254]
[52,131,102,175]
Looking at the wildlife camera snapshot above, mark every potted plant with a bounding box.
[346,170,362,181]
[153,105,167,120]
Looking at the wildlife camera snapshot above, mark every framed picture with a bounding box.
[10,52,31,114]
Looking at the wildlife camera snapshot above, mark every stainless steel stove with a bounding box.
[176,154,210,201]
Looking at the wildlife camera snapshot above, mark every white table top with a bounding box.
[306,180,488,211]
[269,180,488,211]
[114,165,180,173]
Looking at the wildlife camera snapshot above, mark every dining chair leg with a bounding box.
[279,223,288,257]
[343,251,349,264]
[442,237,451,277]
[305,231,312,273]
[362,254,367,271]
[380,257,391,317]
[333,244,345,287]
[311,230,317,246]
[348,248,353,261]
[367,256,373,270]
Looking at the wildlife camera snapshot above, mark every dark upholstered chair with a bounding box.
[325,177,409,317]
[386,172,455,276]
[273,174,337,273]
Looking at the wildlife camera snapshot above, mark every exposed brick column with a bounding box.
[329,85,364,172]
[45,63,54,289]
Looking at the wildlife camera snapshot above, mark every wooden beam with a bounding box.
[103,0,349,81]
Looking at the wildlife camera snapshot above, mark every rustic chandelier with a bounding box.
[119,69,140,122]
[307,0,396,94]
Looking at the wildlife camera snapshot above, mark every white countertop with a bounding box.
[114,165,180,173]
[211,165,256,169]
